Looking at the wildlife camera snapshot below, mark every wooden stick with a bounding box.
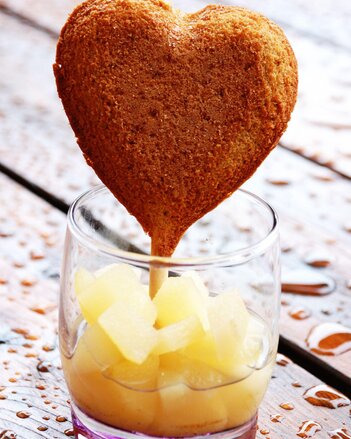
[149,236,169,299]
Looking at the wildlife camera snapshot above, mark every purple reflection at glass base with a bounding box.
[71,403,258,439]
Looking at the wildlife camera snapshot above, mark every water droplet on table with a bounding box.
[304,384,350,408]
[270,413,283,423]
[20,276,37,287]
[279,402,294,410]
[282,269,335,295]
[0,228,14,238]
[56,415,68,422]
[304,250,333,267]
[328,428,351,438]
[297,420,321,438]
[37,426,48,432]
[289,307,311,320]
[30,250,45,260]
[16,411,30,419]
[266,176,291,186]
[276,354,292,366]
[306,322,351,355]
[0,431,17,439]
[42,344,55,352]
[37,360,51,372]
[311,170,335,182]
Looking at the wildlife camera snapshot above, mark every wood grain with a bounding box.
[0,173,70,438]
[1,11,351,383]
[0,174,350,438]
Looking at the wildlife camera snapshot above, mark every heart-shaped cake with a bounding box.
[54,0,297,256]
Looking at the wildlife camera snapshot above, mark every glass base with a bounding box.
[71,403,258,439]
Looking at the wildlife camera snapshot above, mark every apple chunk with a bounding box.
[153,276,209,330]
[74,267,95,295]
[155,316,204,355]
[183,290,250,376]
[98,302,158,364]
[80,322,123,369]
[76,264,156,325]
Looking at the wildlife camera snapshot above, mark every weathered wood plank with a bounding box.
[257,354,351,438]
[0,175,350,438]
[279,34,351,179]
[1,12,351,383]
[0,174,70,438]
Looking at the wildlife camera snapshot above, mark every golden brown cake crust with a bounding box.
[54,0,298,256]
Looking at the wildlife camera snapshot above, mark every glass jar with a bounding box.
[60,185,280,439]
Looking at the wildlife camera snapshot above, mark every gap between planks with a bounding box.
[0,4,58,39]
[279,144,351,181]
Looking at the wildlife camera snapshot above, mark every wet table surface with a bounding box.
[0,0,350,438]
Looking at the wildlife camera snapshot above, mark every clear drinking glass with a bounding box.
[60,185,280,439]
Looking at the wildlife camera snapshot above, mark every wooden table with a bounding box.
[0,0,350,437]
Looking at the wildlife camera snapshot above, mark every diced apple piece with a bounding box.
[96,263,141,282]
[182,333,219,370]
[183,333,251,379]
[81,323,122,369]
[243,314,271,368]
[155,316,204,355]
[183,290,251,376]
[221,359,274,427]
[105,355,159,390]
[181,271,209,301]
[207,289,249,360]
[98,302,158,364]
[208,290,249,342]
[77,264,156,325]
[153,277,209,330]
[74,268,95,295]
[122,289,157,325]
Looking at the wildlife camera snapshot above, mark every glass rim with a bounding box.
[67,185,279,268]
